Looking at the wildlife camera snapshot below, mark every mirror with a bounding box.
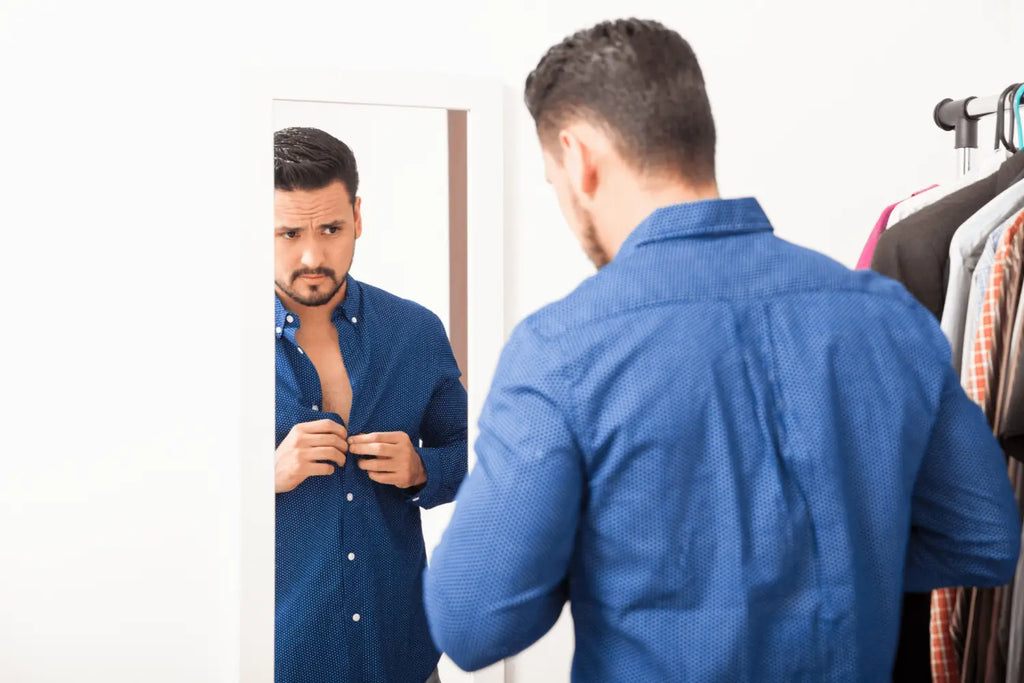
[240,68,504,683]
[271,100,471,683]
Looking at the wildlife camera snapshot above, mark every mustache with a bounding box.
[292,267,337,282]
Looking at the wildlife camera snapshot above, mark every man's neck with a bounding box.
[601,180,720,260]
[278,278,348,328]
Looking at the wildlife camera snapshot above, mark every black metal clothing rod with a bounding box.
[934,93,1007,130]
[933,84,1022,151]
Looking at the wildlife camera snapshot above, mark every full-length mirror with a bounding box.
[240,70,503,683]
[272,102,469,683]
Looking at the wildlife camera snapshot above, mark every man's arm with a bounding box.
[423,321,582,671]
[408,314,469,509]
[905,361,1021,591]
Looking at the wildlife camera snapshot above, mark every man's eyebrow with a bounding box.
[274,219,346,231]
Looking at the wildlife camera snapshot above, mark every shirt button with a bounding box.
[297,347,304,355]
[275,326,282,335]
[352,613,361,622]
[285,314,294,323]
[412,497,420,502]
[348,552,355,561]
[351,316,358,324]
[311,405,319,412]
[346,493,354,502]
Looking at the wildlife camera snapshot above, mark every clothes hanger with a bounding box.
[1014,83,1024,153]
[995,83,1020,153]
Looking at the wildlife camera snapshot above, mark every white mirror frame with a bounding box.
[239,67,505,683]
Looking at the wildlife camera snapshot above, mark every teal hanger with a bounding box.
[1015,83,1024,152]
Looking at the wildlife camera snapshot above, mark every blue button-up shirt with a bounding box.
[424,198,1020,681]
[276,275,467,683]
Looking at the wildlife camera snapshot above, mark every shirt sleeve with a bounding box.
[423,320,583,671]
[904,360,1021,592]
[409,314,468,509]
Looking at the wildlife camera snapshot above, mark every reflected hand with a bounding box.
[348,431,426,489]
[275,419,348,493]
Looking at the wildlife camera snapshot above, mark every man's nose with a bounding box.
[300,243,322,268]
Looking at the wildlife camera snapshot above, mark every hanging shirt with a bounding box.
[990,212,1024,439]
[855,185,936,270]
[962,226,1008,379]
[275,275,467,683]
[424,197,1021,682]
[1007,526,1024,683]
[997,292,1024,439]
[884,153,1007,230]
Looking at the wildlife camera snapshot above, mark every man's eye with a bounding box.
[281,231,298,239]
[324,226,340,235]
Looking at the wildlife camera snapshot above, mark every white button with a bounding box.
[285,314,294,323]
[352,613,360,622]
[275,326,282,334]
[311,405,319,412]
[297,347,304,355]
[346,493,353,502]
[348,553,355,561]
[351,316,358,324]
[412,497,420,502]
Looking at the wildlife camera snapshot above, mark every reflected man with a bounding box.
[274,127,466,683]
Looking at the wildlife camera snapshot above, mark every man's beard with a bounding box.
[572,192,610,269]
[275,267,346,307]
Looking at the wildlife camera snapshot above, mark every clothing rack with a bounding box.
[934,87,1022,175]
[925,84,1024,683]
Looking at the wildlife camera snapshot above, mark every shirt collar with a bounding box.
[616,197,773,260]
[275,274,363,337]
[335,274,362,322]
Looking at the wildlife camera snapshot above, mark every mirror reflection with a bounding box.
[272,102,468,683]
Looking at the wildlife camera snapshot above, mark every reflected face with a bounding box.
[274,180,362,307]
[542,147,610,269]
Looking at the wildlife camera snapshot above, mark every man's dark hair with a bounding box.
[274,127,359,203]
[524,18,716,185]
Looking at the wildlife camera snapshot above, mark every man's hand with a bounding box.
[348,432,427,489]
[275,419,349,493]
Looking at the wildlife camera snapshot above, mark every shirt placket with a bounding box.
[282,307,366,673]
[334,304,370,673]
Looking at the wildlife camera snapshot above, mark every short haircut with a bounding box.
[274,127,359,202]
[525,18,716,185]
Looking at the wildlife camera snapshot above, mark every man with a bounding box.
[274,127,465,683]
[423,18,1021,681]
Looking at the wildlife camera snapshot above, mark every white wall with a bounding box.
[0,1,1018,681]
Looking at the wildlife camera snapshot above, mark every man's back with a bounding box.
[425,198,1020,681]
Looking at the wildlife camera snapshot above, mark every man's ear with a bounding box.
[560,128,599,200]
[353,196,363,239]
